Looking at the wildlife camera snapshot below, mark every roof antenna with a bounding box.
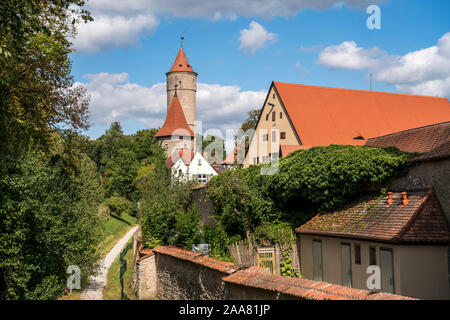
[370,73,373,91]
[174,84,178,97]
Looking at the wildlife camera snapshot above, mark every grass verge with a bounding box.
[103,238,136,300]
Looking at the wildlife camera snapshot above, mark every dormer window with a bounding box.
[353,136,365,140]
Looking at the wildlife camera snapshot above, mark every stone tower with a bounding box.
[155,40,197,157]
[166,42,197,133]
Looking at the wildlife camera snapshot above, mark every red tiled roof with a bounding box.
[223,146,238,164]
[223,267,414,300]
[165,148,194,168]
[365,121,450,162]
[155,95,194,138]
[152,245,237,274]
[168,48,195,73]
[295,190,450,244]
[280,145,312,157]
[273,82,450,146]
[191,183,209,190]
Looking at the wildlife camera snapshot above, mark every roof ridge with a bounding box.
[273,81,450,101]
[366,121,450,142]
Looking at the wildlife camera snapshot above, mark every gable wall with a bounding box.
[244,85,299,168]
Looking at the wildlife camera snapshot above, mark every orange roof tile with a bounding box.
[165,148,194,168]
[223,146,237,164]
[296,190,450,244]
[152,245,237,274]
[365,121,450,162]
[223,267,414,300]
[280,145,312,157]
[168,48,195,73]
[155,95,194,138]
[273,82,450,146]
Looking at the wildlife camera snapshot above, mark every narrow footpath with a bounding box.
[80,225,139,300]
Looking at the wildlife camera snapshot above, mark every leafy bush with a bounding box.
[201,225,238,262]
[172,205,201,250]
[104,195,133,216]
[208,145,414,232]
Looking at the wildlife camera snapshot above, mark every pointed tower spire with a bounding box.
[168,45,194,73]
[155,95,194,138]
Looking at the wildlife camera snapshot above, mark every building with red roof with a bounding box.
[296,189,450,300]
[244,81,450,167]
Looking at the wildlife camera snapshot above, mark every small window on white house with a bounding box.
[197,174,207,184]
[198,159,201,166]
[263,134,268,141]
[178,169,182,175]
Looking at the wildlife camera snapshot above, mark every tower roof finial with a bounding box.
[181,36,184,49]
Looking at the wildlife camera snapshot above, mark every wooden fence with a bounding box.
[228,240,300,276]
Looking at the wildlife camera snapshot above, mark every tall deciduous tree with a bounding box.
[0,0,91,163]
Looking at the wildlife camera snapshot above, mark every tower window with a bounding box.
[179,64,182,67]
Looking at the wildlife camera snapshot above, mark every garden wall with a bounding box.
[135,245,414,300]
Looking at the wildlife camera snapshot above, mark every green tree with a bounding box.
[105,148,139,201]
[0,0,92,165]
[0,147,103,299]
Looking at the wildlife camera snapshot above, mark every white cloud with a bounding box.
[85,0,381,20]
[317,32,450,98]
[318,41,387,69]
[72,14,159,53]
[78,72,266,134]
[239,21,277,55]
[295,61,311,76]
[73,0,380,52]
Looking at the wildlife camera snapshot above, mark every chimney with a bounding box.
[401,192,408,205]
[387,192,393,205]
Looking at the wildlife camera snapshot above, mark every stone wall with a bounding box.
[135,245,414,300]
[388,159,450,221]
[153,246,235,300]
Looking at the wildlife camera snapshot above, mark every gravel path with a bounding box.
[80,225,139,300]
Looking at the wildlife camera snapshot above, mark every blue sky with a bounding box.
[71,0,450,146]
